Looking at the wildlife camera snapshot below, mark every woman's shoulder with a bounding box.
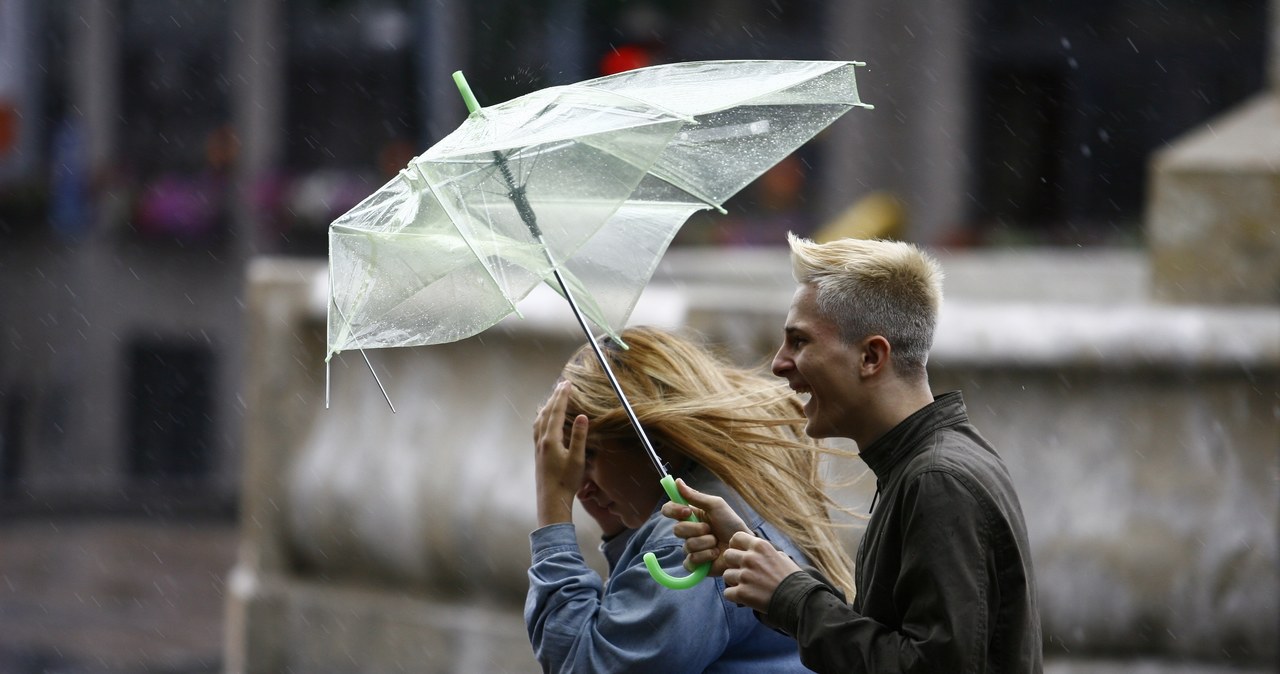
[626,505,685,556]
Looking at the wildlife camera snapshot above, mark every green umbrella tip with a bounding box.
[452,71,481,114]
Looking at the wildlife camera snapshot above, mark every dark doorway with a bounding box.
[968,0,1268,244]
[1,391,25,484]
[126,340,215,480]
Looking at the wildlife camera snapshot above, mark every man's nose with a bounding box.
[771,346,790,377]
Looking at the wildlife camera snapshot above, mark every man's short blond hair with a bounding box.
[787,232,944,380]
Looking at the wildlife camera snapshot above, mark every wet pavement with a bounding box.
[0,517,237,674]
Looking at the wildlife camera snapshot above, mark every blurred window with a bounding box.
[278,0,420,254]
[119,0,233,244]
[969,0,1268,244]
[0,1,71,240]
[120,0,231,178]
[607,0,827,246]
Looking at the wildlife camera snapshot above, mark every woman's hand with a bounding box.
[660,478,751,575]
[533,381,587,527]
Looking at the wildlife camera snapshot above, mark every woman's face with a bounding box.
[580,437,665,529]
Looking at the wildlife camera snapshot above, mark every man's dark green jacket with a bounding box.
[764,391,1043,673]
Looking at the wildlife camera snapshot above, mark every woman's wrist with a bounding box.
[537,492,574,527]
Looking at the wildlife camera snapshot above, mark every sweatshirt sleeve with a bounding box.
[524,522,732,674]
[762,471,994,674]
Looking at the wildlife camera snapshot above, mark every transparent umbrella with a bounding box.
[327,60,873,588]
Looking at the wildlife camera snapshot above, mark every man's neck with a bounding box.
[852,379,935,451]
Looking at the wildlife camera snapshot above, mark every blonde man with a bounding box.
[665,234,1043,673]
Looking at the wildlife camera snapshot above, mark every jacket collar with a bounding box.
[858,391,968,479]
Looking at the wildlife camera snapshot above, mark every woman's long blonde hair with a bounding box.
[560,325,858,598]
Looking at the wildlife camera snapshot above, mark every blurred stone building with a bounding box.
[0,0,1275,672]
[0,0,1268,517]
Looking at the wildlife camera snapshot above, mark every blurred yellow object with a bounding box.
[814,191,906,242]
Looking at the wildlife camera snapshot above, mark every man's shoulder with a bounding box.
[903,420,993,465]
[901,424,1015,496]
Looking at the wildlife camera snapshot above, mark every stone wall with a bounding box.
[226,250,1278,672]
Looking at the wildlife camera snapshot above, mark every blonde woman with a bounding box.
[527,325,855,673]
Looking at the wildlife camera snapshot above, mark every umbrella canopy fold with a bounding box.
[327,60,872,358]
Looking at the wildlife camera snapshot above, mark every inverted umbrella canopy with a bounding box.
[327,60,871,359]
[326,60,872,589]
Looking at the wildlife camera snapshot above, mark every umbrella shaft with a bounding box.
[487,143,662,475]
[543,254,669,479]
[493,143,660,474]
[492,150,541,238]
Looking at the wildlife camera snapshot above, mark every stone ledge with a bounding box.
[225,566,537,673]
[296,251,1280,371]
[932,301,1280,369]
[1151,94,1280,171]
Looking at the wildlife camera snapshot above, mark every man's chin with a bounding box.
[803,419,834,439]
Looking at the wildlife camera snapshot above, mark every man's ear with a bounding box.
[860,335,892,376]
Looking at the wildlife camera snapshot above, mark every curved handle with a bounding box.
[644,475,711,590]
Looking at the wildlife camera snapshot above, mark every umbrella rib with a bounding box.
[507,144,547,196]
[567,132,728,214]
[576,88,697,124]
[416,163,526,320]
[645,165,728,214]
[476,133,669,478]
[329,297,397,413]
[537,239,670,479]
[330,230,542,346]
[327,237,386,352]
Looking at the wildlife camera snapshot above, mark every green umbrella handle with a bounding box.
[644,475,711,590]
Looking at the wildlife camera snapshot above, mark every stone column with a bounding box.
[71,0,118,176]
[230,0,285,257]
[223,260,322,674]
[545,0,588,85]
[821,0,972,244]
[1271,0,1279,91]
[418,0,469,143]
[60,0,122,489]
[1146,0,1280,304]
